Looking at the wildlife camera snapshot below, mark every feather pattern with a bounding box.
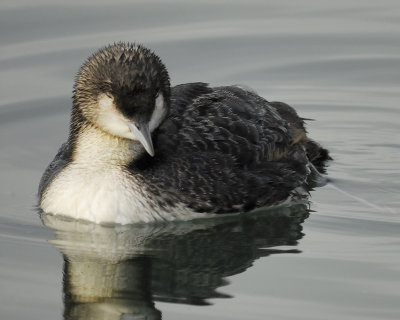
[130,83,314,214]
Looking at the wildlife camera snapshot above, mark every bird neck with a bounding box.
[70,121,143,167]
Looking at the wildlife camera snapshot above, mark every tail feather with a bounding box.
[269,100,331,174]
[304,139,331,173]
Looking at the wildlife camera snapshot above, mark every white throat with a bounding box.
[73,124,138,166]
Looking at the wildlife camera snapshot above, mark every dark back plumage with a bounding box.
[130,83,326,213]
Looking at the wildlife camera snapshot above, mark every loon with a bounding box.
[38,42,329,224]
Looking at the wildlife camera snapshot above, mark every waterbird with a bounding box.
[38,42,330,224]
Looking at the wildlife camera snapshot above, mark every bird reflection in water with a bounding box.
[41,201,310,320]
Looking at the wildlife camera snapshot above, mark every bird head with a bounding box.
[73,42,170,156]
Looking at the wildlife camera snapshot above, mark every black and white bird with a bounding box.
[38,42,329,224]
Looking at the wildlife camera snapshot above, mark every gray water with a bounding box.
[1,1,400,319]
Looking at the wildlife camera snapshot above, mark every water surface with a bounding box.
[1,1,399,319]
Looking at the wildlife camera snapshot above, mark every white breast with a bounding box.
[40,119,204,224]
[40,163,204,224]
[41,165,138,223]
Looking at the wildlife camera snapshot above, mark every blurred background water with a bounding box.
[1,0,399,319]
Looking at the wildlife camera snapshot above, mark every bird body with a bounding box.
[38,43,329,224]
